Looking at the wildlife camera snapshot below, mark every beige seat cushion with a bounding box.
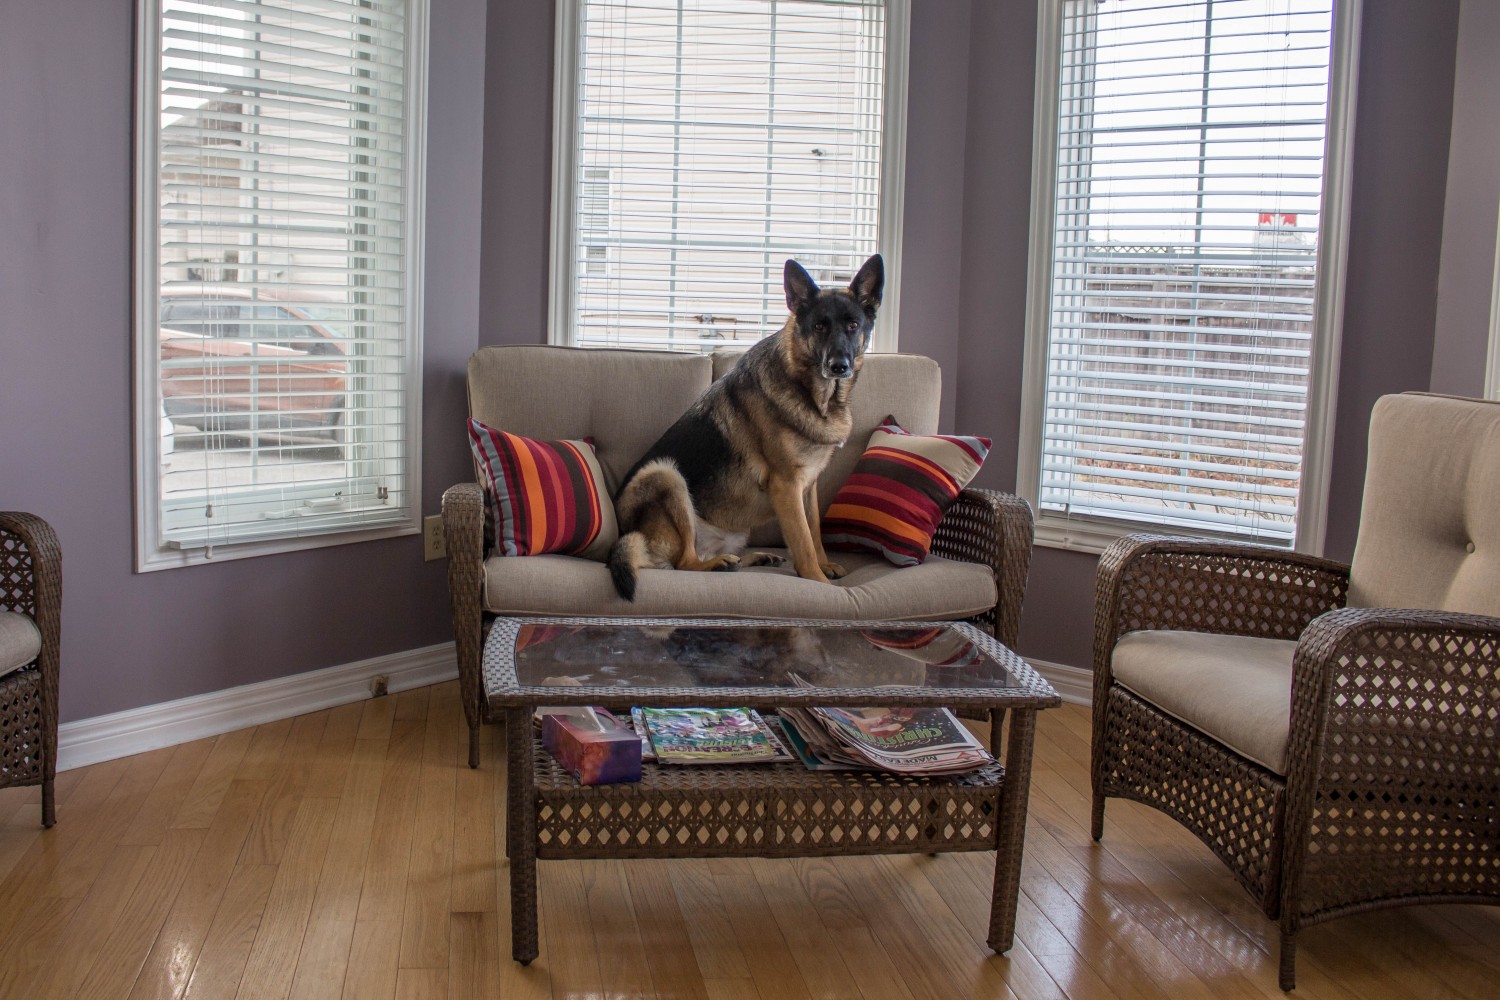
[1111,630,1297,774]
[483,549,997,623]
[0,611,42,678]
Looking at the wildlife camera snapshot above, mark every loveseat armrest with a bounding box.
[1281,606,1500,932]
[442,483,487,766]
[930,489,1034,648]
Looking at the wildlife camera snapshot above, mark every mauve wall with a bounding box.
[1430,0,1500,398]
[0,0,486,723]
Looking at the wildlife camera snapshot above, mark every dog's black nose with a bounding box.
[827,358,852,378]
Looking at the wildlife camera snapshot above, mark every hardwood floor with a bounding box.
[1,682,1496,999]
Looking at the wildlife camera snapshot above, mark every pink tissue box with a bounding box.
[541,711,642,785]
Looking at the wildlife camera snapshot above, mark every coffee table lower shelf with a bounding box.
[504,711,1038,965]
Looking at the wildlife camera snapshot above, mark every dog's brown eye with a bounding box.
[814,322,828,333]
[846,322,858,333]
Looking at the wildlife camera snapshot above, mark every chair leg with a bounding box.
[42,778,55,829]
[1090,792,1105,841]
[1278,929,1297,991]
[468,723,481,769]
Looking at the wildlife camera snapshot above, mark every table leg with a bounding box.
[505,707,539,964]
[989,707,1037,953]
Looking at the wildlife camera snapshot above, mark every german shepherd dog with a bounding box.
[608,254,884,601]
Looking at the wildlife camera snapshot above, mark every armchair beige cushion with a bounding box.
[1111,630,1296,774]
[0,611,42,678]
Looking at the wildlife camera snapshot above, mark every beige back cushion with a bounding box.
[711,350,943,544]
[1348,393,1500,616]
[467,345,712,494]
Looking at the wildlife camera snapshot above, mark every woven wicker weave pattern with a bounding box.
[0,512,61,827]
[931,488,1034,649]
[1095,686,1285,913]
[1283,607,1500,926]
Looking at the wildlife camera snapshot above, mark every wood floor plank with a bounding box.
[75,827,209,1000]
[173,728,258,830]
[118,738,218,846]
[624,859,710,1000]
[238,712,329,867]
[397,682,460,970]
[580,859,656,997]
[25,843,158,999]
[182,863,278,1000]
[234,796,340,1000]
[667,859,755,981]
[447,911,501,1000]
[126,778,273,1000]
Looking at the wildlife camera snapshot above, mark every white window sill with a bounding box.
[1033,515,1297,557]
[137,521,419,572]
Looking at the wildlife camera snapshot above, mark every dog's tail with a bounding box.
[608,532,648,601]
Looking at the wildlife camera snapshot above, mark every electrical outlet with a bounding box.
[423,514,446,561]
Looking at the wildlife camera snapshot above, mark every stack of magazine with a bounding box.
[777,705,993,775]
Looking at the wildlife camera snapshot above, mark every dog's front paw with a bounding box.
[744,552,786,568]
[820,560,847,580]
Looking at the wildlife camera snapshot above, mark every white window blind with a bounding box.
[1033,0,1340,545]
[557,0,895,351]
[138,0,424,563]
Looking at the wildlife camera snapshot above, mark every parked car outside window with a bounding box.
[160,287,349,440]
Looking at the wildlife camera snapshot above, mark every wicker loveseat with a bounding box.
[443,345,1034,766]
[1090,392,1500,990]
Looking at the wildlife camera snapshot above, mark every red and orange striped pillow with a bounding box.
[467,418,617,561]
[822,417,991,567]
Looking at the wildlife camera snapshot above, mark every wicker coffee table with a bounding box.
[483,616,1061,964]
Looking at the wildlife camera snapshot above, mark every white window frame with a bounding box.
[547,0,909,353]
[132,0,429,572]
[1017,0,1362,556]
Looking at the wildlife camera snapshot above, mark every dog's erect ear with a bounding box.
[849,254,884,314]
[784,259,819,315]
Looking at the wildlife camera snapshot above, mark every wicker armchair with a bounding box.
[0,512,61,828]
[1091,393,1500,991]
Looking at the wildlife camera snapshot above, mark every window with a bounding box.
[550,0,908,352]
[1019,0,1360,553]
[134,0,427,570]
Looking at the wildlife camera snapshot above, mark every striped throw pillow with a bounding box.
[467,419,617,561]
[822,417,991,567]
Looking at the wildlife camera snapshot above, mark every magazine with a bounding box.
[628,707,657,761]
[637,707,793,764]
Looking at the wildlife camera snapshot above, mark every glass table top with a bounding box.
[483,618,1059,709]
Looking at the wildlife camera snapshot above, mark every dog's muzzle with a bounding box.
[823,357,854,379]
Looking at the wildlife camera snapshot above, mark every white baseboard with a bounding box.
[1025,657,1093,706]
[58,642,459,772]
